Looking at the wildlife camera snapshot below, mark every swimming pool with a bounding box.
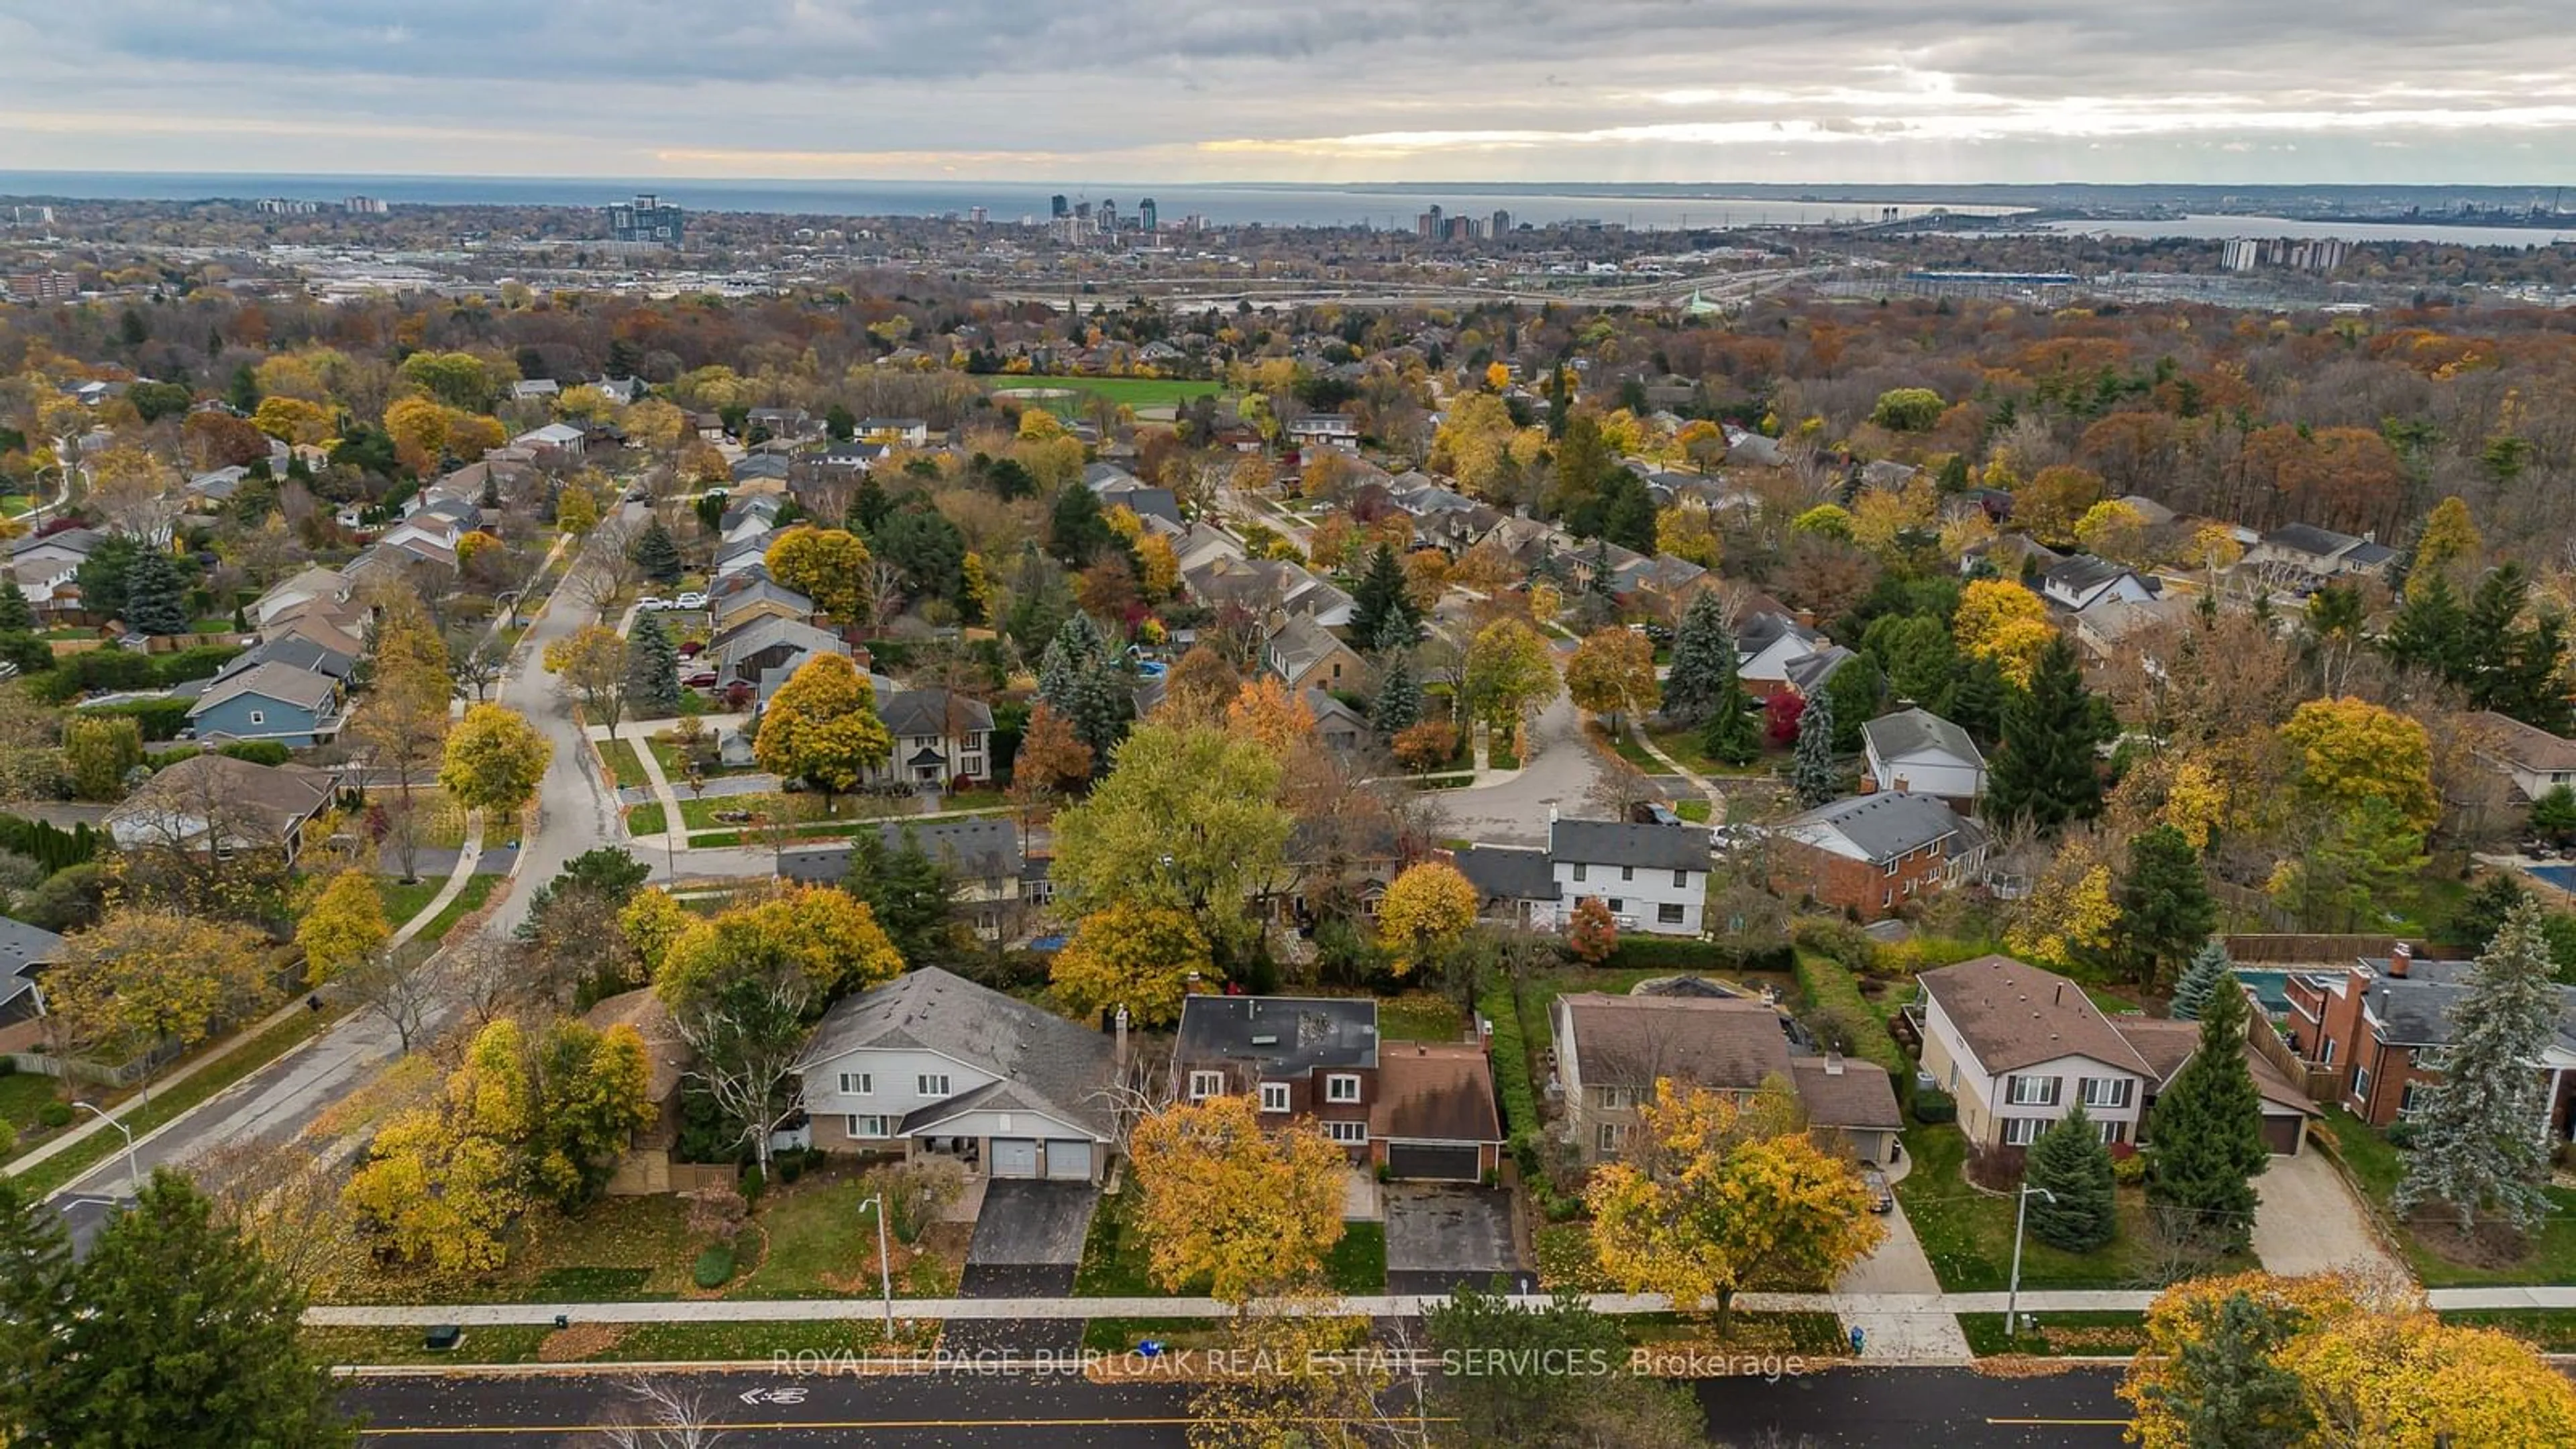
[2526,864,2576,895]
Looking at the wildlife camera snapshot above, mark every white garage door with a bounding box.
[1044,1140,1093,1180]
[990,1138,1039,1178]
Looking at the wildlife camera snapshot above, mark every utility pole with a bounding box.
[2006,1184,2058,1344]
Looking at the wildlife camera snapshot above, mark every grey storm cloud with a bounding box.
[3,1,2573,180]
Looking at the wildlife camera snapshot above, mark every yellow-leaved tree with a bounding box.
[1953,578,2055,688]
[652,883,904,1008]
[1375,860,1479,993]
[44,906,271,1091]
[751,653,895,810]
[1585,1078,1884,1331]
[439,703,553,821]
[2278,696,2439,833]
[1128,1093,1348,1305]
[763,526,875,625]
[1564,625,1658,733]
[1049,902,1209,1028]
[1222,676,1316,757]
[297,868,391,986]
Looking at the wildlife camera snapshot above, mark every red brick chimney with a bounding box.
[2388,942,2412,979]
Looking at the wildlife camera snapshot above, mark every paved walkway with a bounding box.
[1623,717,1726,809]
[590,720,688,845]
[384,820,488,953]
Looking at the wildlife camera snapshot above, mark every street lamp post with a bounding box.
[2006,1183,2058,1344]
[71,1102,142,1191]
[857,1192,894,1337]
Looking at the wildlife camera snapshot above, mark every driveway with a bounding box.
[949,1180,1099,1357]
[2254,1148,2405,1280]
[1384,1184,1527,1295]
[1435,692,1605,847]
[1835,1194,1972,1361]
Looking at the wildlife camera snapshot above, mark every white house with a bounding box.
[1860,708,1986,810]
[2467,710,2576,802]
[792,967,1117,1181]
[1734,610,1829,700]
[1547,818,1710,936]
[1915,955,2153,1149]
[2040,556,2156,614]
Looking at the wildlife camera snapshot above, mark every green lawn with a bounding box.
[1376,994,1464,1042]
[305,1319,926,1367]
[0,1073,64,1163]
[1790,951,1911,1075]
[1675,799,1713,824]
[602,739,653,791]
[313,1195,695,1306]
[1075,1187,1163,1297]
[1082,1316,1229,1354]
[8,1002,347,1198]
[647,733,755,781]
[1957,1309,2148,1356]
[626,802,667,836]
[735,1178,877,1299]
[414,875,500,945]
[1326,1222,1387,1295]
[374,876,444,930]
[2440,1309,2576,1353]
[2318,1108,2576,1287]
[1644,724,1778,780]
[991,376,1226,409]
[1893,1124,2208,1292]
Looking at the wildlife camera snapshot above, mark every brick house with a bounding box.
[1773,792,1987,920]
[2282,944,2576,1137]
[1171,995,1501,1181]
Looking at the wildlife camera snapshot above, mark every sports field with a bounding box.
[990,375,1226,409]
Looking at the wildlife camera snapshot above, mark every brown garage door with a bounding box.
[1387,1142,1483,1181]
[2261,1113,2304,1155]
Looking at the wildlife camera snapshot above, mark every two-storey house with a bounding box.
[1171,995,1501,1181]
[794,967,1117,1181]
[777,818,1027,941]
[1860,708,1986,813]
[1773,792,1986,921]
[2284,944,2576,1140]
[186,661,346,747]
[872,688,995,788]
[1547,818,1710,936]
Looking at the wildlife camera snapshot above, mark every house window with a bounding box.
[1597,1122,1626,1154]
[248,709,266,726]
[1572,863,1588,883]
[2318,1037,2335,1066]
[1657,903,1685,926]
[1325,1074,1360,1104]
[2080,1077,2134,1110]
[2100,1120,2128,1145]
[2001,1117,2043,1146]
[1326,1120,1368,1145]
[1188,1071,1224,1102]
[1259,1082,1292,1114]
[838,1073,873,1095]
[1672,869,1688,888]
[1597,1085,1625,1110]
[1621,866,1634,883]
[2398,1081,2422,1115]
[916,1074,950,1099]
[2005,1075,2061,1108]
[2352,1066,2373,1102]
[1884,859,1898,877]
[847,1115,890,1139]
[1607,898,1624,914]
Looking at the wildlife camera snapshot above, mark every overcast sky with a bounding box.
[4,1,2572,184]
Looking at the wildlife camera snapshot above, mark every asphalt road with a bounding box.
[337,1364,2131,1446]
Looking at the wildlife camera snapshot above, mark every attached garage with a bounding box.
[990,1138,1040,1178]
[1043,1140,1094,1181]
[1385,1141,1483,1182]
[2261,1110,2308,1156]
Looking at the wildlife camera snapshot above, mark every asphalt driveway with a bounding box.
[1384,1184,1527,1295]
[2253,1148,2403,1279]
[950,1179,1098,1357]
[1435,691,1605,847]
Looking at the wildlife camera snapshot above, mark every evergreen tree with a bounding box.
[2383,570,2467,680]
[0,1177,73,1435]
[0,574,34,634]
[2169,939,2233,1022]
[123,546,190,635]
[226,363,260,413]
[1821,654,1882,753]
[2394,898,2561,1234]
[623,612,682,718]
[629,517,684,584]
[845,826,960,967]
[2023,1103,2117,1251]
[2133,1291,2318,1447]
[1046,482,1117,568]
[1699,666,1760,766]
[1038,612,1130,763]
[848,473,893,535]
[2145,970,2269,1252]
[1791,686,1840,807]
[2116,824,2218,989]
[1371,649,1422,739]
[825,402,857,441]
[1348,543,1417,647]
[1597,470,1658,554]
[1985,637,2103,829]
[1940,654,2006,748]
[1661,590,1736,727]
[24,1171,353,1446]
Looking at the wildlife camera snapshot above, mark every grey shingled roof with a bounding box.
[1548,818,1710,873]
[1780,792,1976,865]
[796,967,1115,1137]
[877,688,994,739]
[191,661,339,714]
[1784,645,1856,694]
[776,818,1026,885]
[2263,523,2361,561]
[1862,708,1982,768]
[1452,845,1560,903]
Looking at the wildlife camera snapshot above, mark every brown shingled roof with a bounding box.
[2111,1016,2318,1116]
[1372,1041,1503,1144]
[1788,1056,1903,1131]
[1917,955,2154,1077]
[1556,992,1794,1090]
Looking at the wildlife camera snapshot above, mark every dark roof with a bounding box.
[1175,995,1378,1075]
[0,916,65,1010]
[776,817,1024,884]
[219,635,355,684]
[1451,845,1558,904]
[1372,1042,1503,1144]
[1548,818,1709,873]
[1556,992,1792,1089]
[2044,555,2140,599]
[1780,792,1978,865]
[1784,645,1856,694]
[1862,708,1981,767]
[1918,956,2154,1076]
[2263,523,2361,560]
[1735,610,1822,659]
[1789,1057,1903,1130]
[796,967,1114,1137]
[2355,959,2576,1053]
[878,688,994,738]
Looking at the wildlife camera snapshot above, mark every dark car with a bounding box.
[1861,1167,1893,1213]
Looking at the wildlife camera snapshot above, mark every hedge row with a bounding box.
[1480,985,1540,1146]
[0,813,103,873]
[75,698,193,741]
[1603,936,1796,975]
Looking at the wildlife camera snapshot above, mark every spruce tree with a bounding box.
[1699,662,1760,767]
[2394,898,2561,1234]
[2145,969,2269,1252]
[846,826,960,967]
[1790,686,1840,806]
[2169,940,2233,1022]
[28,1171,354,1446]
[623,612,682,718]
[123,546,190,635]
[1371,649,1423,739]
[1940,655,2006,747]
[630,517,684,584]
[0,1178,72,1435]
[0,575,34,634]
[1349,543,1417,647]
[2133,1291,2318,1446]
[2116,824,2218,990]
[2023,1103,2117,1252]
[1038,613,1130,763]
[1986,636,2103,829]
[1661,590,1736,727]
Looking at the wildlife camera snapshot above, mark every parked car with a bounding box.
[1861,1167,1893,1214]
[1629,802,1682,827]
[635,596,672,612]
[677,640,704,659]
[674,591,709,610]
[682,669,718,689]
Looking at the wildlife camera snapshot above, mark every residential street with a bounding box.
[333,1364,2131,1445]
[1434,689,1606,847]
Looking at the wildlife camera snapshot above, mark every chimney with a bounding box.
[2053,981,2065,1006]
[1824,1051,1845,1077]
[1113,1004,1130,1072]
[2389,942,2412,979]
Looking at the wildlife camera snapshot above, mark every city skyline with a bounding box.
[3,2,2573,186]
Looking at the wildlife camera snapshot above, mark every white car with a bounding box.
[673,591,709,610]
[635,596,673,612]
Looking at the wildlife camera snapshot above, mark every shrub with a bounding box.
[153,645,246,686]
[1601,936,1794,974]
[860,1157,969,1245]
[1509,1130,1542,1181]
[217,741,292,767]
[0,1056,13,1075]
[1911,1089,1955,1125]
[2383,1120,2418,1150]
[776,1152,804,1185]
[1481,989,1539,1141]
[1792,916,1881,975]
[76,697,193,741]
[0,1120,15,1156]
[1544,1193,1585,1224]
[741,1165,767,1201]
[2112,1151,2148,1187]
[37,1099,73,1130]
[1966,1143,2027,1193]
[692,1244,737,1289]
[1375,1161,1393,1183]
